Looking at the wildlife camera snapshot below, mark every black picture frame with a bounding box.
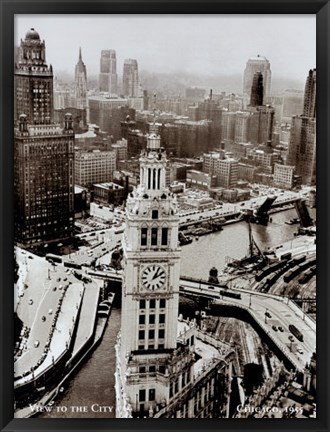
[1,1,329,431]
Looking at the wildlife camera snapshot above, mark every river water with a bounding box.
[39,207,315,418]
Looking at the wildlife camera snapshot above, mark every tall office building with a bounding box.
[303,68,316,118]
[14,28,54,124]
[246,70,274,147]
[221,111,236,143]
[234,111,250,143]
[14,29,75,247]
[115,123,232,418]
[286,69,316,185]
[250,71,263,107]
[74,150,117,188]
[74,47,88,110]
[243,55,271,101]
[123,59,139,97]
[99,49,118,94]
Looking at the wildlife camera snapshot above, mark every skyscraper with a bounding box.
[243,55,271,101]
[286,69,316,185]
[99,49,118,94]
[122,59,139,97]
[14,28,54,124]
[250,71,264,107]
[74,47,87,110]
[246,69,274,147]
[14,29,75,247]
[303,68,316,118]
[115,122,232,418]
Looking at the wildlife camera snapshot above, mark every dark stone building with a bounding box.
[14,29,75,247]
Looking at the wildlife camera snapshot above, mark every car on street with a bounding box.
[265,311,272,318]
[272,325,278,331]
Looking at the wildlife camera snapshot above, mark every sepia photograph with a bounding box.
[13,13,317,420]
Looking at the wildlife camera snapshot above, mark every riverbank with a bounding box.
[14,293,115,418]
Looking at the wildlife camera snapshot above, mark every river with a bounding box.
[39,207,315,418]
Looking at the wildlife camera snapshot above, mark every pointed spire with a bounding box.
[149,93,159,136]
[79,47,82,62]
[153,93,157,123]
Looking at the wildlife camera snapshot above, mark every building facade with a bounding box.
[115,124,232,418]
[216,158,239,188]
[286,69,316,185]
[74,48,88,110]
[14,28,54,125]
[74,150,117,188]
[123,59,139,97]
[273,163,295,189]
[93,182,125,207]
[99,49,118,94]
[14,29,75,247]
[88,96,132,139]
[243,55,272,101]
[203,151,238,189]
[250,71,264,107]
[111,138,128,162]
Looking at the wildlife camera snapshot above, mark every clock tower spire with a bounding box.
[115,97,232,420]
[115,104,185,417]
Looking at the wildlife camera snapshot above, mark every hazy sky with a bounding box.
[15,15,315,83]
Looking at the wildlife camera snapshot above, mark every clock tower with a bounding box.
[115,112,188,417]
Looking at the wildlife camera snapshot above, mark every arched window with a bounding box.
[152,168,156,189]
[161,226,168,246]
[141,226,148,246]
[151,227,158,246]
[157,168,161,189]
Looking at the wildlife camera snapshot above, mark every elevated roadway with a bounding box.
[179,279,315,372]
[74,264,316,372]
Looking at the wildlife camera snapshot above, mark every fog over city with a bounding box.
[14,11,317,420]
[15,14,315,93]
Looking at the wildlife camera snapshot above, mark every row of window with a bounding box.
[138,328,165,340]
[139,298,166,309]
[138,343,165,350]
[141,227,168,247]
[139,388,155,403]
[169,370,191,398]
[138,365,166,374]
[139,313,165,325]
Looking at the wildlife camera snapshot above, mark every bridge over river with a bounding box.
[85,268,315,372]
[179,277,316,372]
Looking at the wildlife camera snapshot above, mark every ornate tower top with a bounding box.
[16,28,49,72]
[15,28,54,124]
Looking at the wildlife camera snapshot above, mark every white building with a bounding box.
[115,123,233,419]
[74,149,116,188]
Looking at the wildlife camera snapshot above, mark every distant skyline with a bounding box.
[15,15,315,89]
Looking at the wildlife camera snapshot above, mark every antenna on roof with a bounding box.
[153,93,157,122]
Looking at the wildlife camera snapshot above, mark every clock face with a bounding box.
[141,265,166,291]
